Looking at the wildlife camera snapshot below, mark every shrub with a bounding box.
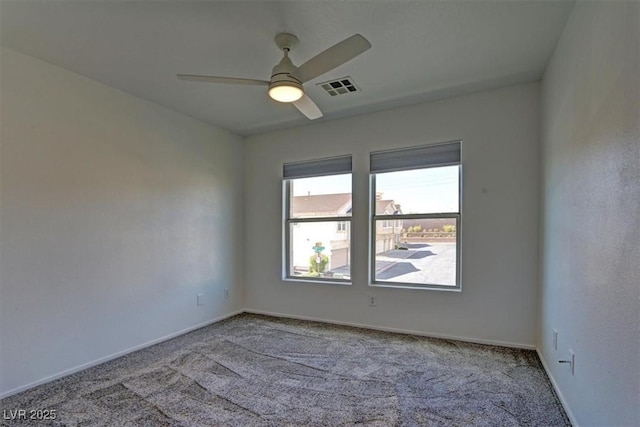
[309,253,329,273]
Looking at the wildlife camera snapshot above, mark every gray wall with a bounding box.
[244,82,541,348]
[539,2,639,425]
[0,48,244,396]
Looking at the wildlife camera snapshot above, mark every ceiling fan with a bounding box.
[177,33,371,120]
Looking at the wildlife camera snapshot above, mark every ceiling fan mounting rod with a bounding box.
[274,32,299,52]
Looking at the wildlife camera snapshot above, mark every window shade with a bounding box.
[283,155,352,179]
[370,141,461,173]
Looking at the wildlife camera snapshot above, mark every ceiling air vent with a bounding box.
[317,77,360,96]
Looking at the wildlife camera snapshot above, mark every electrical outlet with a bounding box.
[368,295,376,306]
[553,329,558,350]
[197,293,205,306]
[224,289,230,299]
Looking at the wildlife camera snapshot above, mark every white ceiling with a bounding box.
[0,1,574,136]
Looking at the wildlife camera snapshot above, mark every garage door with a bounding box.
[331,248,348,269]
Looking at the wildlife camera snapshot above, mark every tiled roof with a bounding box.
[291,193,351,217]
[376,199,397,214]
[291,193,401,216]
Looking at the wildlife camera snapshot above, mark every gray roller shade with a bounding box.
[284,155,352,179]
[370,141,461,173]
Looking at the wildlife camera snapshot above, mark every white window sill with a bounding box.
[283,277,352,286]
[368,282,461,292]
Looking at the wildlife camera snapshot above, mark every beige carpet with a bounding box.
[1,314,569,426]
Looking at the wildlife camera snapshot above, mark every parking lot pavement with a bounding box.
[375,242,457,286]
[327,248,416,279]
[374,248,417,274]
[326,241,456,285]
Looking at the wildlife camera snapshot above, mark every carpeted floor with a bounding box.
[1,314,569,426]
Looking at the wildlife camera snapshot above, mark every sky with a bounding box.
[291,165,459,214]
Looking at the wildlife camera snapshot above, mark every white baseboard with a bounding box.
[244,308,536,350]
[537,349,578,427]
[0,309,244,400]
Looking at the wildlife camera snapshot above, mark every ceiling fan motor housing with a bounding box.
[268,54,303,102]
[270,54,301,85]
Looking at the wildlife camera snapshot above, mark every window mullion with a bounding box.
[374,213,459,221]
[287,216,352,223]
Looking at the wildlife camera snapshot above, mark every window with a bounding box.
[284,155,352,282]
[370,141,461,289]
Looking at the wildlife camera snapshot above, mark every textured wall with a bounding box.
[539,2,640,425]
[244,83,540,348]
[0,48,244,396]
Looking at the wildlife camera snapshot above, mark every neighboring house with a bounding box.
[375,198,403,253]
[290,193,402,274]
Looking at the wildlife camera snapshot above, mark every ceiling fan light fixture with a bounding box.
[268,81,303,103]
[178,33,371,120]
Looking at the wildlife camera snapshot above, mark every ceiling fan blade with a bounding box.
[292,34,371,83]
[177,74,269,86]
[292,94,323,120]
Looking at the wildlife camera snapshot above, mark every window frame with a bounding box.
[369,143,462,291]
[282,167,353,285]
